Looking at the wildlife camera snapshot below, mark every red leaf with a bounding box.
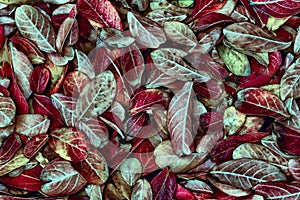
[151,168,177,200]
[0,62,28,115]
[274,122,300,156]
[30,65,50,94]
[234,88,290,119]
[49,127,88,161]
[250,0,300,18]
[194,12,233,32]
[0,134,21,164]
[129,88,171,116]
[63,71,89,97]
[251,51,282,77]
[199,112,223,134]
[24,134,49,158]
[211,132,269,164]
[254,182,300,199]
[73,148,109,185]
[33,94,64,129]
[10,36,45,64]
[0,165,43,191]
[133,139,158,175]
[192,0,227,19]
[174,184,196,200]
[77,0,123,30]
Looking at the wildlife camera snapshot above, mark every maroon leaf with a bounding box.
[192,0,227,19]
[133,139,158,175]
[73,148,109,185]
[251,51,282,77]
[151,168,177,200]
[234,88,290,119]
[10,36,45,64]
[30,65,50,94]
[129,88,171,116]
[0,134,21,164]
[250,0,300,18]
[211,132,269,164]
[174,184,195,200]
[199,112,223,134]
[0,164,43,191]
[24,134,49,158]
[254,182,300,199]
[63,71,89,97]
[33,94,64,129]
[77,0,123,30]
[273,121,300,156]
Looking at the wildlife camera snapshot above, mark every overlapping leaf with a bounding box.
[223,22,291,53]
[151,48,211,82]
[40,160,87,196]
[128,11,166,48]
[15,5,56,53]
[76,70,116,120]
[235,88,290,119]
[49,127,88,161]
[77,0,123,30]
[210,158,287,190]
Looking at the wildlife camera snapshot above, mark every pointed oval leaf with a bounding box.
[10,43,33,99]
[280,60,300,101]
[0,164,42,191]
[0,134,21,164]
[223,22,291,52]
[15,5,56,53]
[254,182,300,199]
[120,158,142,187]
[10,36,45,65]
[151,48,211,82]
[15,114,50,137]
[164,21,198,47]
[78,118,109,148]
[210,158,287,190]
[234,88,290,119]
[51,93,76,127]
[131,179,152,200]
[24,134,49,158]
[49,127,88,161]
[250,0,300,18]
[151,168,176,200]
[73,149,109,185]
[76,70,116,120]
[40,160,87,196]
[128,11,166,48]
[77,0,123,30]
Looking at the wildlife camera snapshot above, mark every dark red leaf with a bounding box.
[129,88,171,116]
[0,165,43,191]
[273,122,300,156]
[0,134,22,164]
[211,132,269,164]
[151,168,177,200]
[199,112,223,134]
[33,94,64,129]
[250,0,300,18]
[192,0,227,19]
[30,65,50,94]
[24,134,49,158]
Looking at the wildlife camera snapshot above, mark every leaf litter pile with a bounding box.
[1,0,300,199]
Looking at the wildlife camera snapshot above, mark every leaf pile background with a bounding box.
[0,0,299,199]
